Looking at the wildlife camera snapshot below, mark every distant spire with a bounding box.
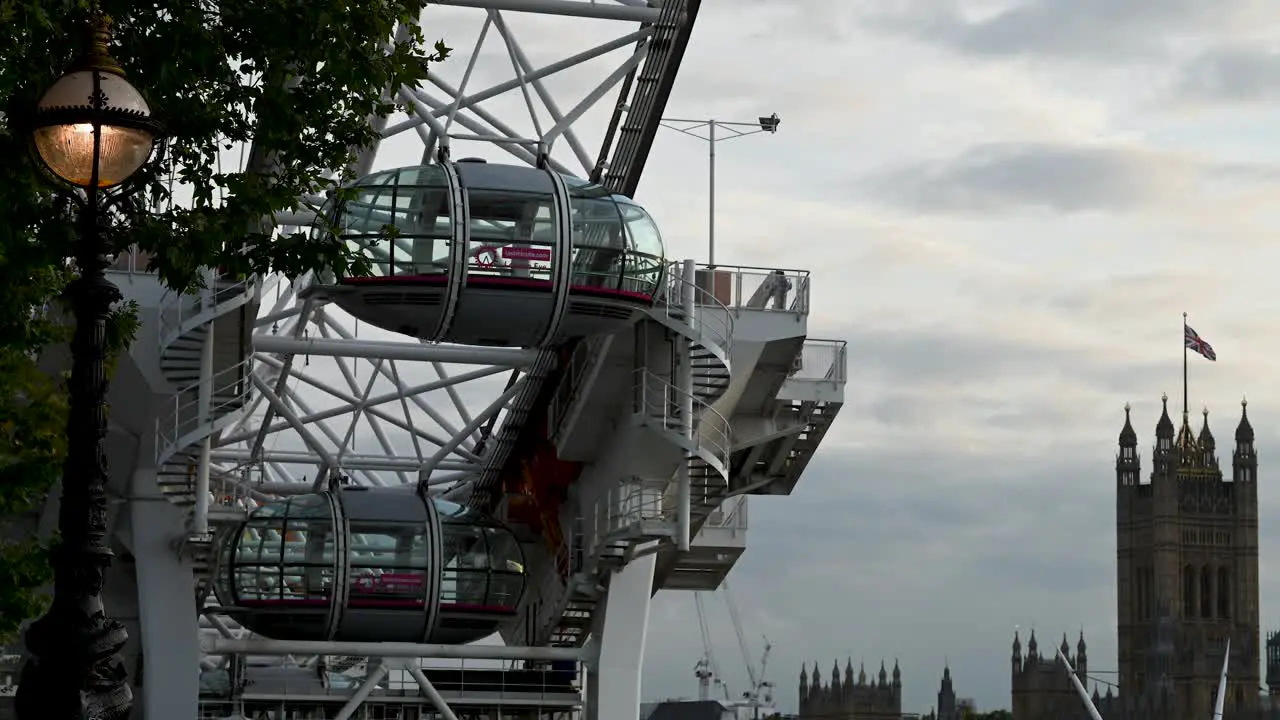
[1119,403,1137,446]
[1236,397,1255,444]
[1156,394,1174,438]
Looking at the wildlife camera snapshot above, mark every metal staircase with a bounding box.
[774,397,841,488]
[154,277,257,506]
[153,275,259,590]
[542,265,735,646]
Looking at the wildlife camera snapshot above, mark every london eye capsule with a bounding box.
[212,487,527,644]
[308,160,668,347]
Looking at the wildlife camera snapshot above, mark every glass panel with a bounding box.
[440,523,488,608]
[435,499,474,520]
[233,567,277,601]
[330,165,453,279]
[488,573,525,607]
[467,189,556,281]
[286,494,331,519]
[250,501,288,518]
[617,198,662,257]
[442,524,488,568]
[568,192,626,291]
[236,520,283,564]
[486,527,522,572]
[348,521,429,608]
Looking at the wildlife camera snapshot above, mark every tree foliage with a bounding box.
[0,0,449,642]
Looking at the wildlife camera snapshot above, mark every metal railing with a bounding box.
[693,263,811,314]
[156,274,256,348]
[155,359,254,464]
[631,368,731,472]
[704,494,749,530]
[197,656,583,702]
[656,263,734,356]
[585,478,670,551]
[788,339,847,383]
[547,335,610,436]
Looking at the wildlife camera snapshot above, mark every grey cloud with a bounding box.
[1175,48,1280,104]
[836,322,1165,396]
[643,446,1124,713]
[858,0,1258,62]
[857,143,1184,215]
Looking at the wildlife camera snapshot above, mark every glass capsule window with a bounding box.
[229,495,335,606]
[615,197,664,295]
[466,189,557,281]
[437,500,527,612]
[348,521,431,609]
[329,165,454,279]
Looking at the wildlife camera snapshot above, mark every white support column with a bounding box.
[586,552,657,719]
[676,259,696,551]
[334,661,390,720]
[130,468,200,720]
[193,317,215,535]
[404,662,461,720]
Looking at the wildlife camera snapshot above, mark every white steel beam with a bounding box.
[320,316,495,448]
[253,335,539,365]
[334,663,390,720]
[432,0,661,22]
[250,374,339,470]
[209,449,476,473]
[419,377,526,476]
[405,663,461,720]
[203,637,589,662]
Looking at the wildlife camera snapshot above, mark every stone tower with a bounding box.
[1115,397,1260,720]
[937,663,957,720]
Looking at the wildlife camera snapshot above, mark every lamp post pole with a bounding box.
[659,114,780,269]
[16,10,163,720]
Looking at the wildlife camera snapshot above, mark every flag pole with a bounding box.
[1183,312,1189,418]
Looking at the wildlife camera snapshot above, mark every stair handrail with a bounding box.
[547,334,611,437]
[586,477,669,555]
[631,368,731,473]
[155,358,255,466]
[656,261,734,358]
[156,273,257,349]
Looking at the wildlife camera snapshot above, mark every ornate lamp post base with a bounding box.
[15,266,133,720]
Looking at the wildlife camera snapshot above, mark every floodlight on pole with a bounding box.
[659,114,781,269]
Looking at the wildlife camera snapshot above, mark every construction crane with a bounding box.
[694,592,729,702]
[722,580,774,718]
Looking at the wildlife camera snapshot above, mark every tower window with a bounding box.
[1201,565,1213,619]
[1218,567,1231,619]
[1183,565,1196,619]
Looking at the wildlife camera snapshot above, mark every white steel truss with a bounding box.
[191,0,701,500]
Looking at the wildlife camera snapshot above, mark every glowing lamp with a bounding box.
[29,16,160,189]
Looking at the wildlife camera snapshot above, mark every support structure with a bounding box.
[587,554,657,719]
[10,2,840,718]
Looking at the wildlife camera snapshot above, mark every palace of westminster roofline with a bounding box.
[1117,394,1255,477]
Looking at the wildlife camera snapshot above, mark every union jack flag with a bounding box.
[1185,325,1217,361]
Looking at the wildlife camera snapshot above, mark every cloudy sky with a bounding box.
[233,0,1280,714]
[634,1,1280,712]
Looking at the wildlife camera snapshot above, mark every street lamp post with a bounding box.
[659,114,780,269]
[15,10,163,720]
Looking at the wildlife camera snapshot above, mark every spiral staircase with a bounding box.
[153,274,259,593]
[544,263,735,647]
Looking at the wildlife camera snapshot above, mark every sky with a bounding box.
[207,0,1280,714]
